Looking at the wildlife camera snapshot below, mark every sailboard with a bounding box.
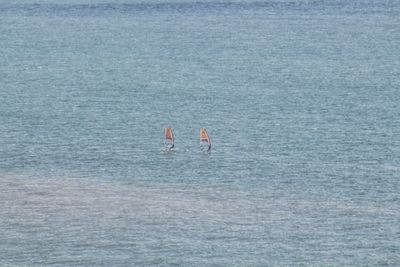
[165,127,174,149]
[199,128,211,151]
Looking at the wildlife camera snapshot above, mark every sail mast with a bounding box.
[200,128,211,151]
[165,127,174,148]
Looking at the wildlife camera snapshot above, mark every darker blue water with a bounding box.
[1,1,400,16]
[1,0,400,265]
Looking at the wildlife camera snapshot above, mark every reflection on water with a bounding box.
[1,174,399,265]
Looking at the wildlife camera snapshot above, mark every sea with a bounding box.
[0,0,399,265]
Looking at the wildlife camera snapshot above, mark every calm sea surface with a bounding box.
[1,0,400,265]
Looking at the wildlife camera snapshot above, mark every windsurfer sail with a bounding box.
[165,127,174,149]
[200,128,211,151]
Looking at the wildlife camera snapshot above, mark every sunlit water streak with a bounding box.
[1,174,398,266]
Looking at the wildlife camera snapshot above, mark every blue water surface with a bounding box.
[1,0,400,265]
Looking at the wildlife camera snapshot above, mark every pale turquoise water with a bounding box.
[1,0,400,266]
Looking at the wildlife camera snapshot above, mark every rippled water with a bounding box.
[1,0,400,265]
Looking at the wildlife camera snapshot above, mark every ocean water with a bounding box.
[1,0,400,265]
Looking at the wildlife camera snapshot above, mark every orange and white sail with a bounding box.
[165,127,174,148]
[199,128,211,151]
